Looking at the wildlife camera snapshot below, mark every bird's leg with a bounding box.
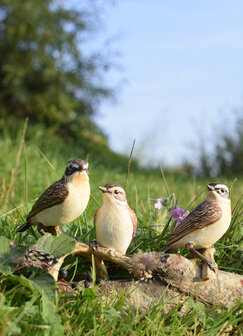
[48,226,62,235]
[37,223,62,235]
[37,223,46,235]
[185,243,217,272]
[201,246,217,280]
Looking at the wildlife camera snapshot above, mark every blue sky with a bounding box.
[91,1,243,166]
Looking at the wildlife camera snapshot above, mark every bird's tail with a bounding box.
[16,222,31,232]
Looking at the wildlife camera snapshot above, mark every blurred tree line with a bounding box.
[0,0,242,176]
[0,0,135,169]
[197,112,243,177]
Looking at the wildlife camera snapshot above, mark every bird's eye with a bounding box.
[114,190,119,194]
[221,189,225,193]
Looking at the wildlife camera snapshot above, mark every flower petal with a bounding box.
[170,208,189,223]
[155,199,163,209]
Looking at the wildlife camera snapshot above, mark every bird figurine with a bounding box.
[162,182,231,271]
[94,184,137,254]
[16,159,90,235]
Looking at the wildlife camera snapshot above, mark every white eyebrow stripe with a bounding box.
[67,161,89,169]
[67,161,78,167]
[109,187,125,193]
[215,184,229,192]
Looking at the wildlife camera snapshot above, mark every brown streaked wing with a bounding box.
[129,207,137,238]
[27,177,69,219]
[165,200,222,249]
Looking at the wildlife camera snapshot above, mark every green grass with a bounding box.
[0,123,242,335]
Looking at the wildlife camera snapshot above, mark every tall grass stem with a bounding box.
[159,165,170,196]
[125,139,136,190]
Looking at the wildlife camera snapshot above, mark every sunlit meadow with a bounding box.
[0,123,242,335]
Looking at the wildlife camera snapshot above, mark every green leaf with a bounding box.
[33,274,58,299]
[41,292,63,336]
[35,233,76,258]
[0,236,11,254]
[0,236,25,274]
[1,273,58,304]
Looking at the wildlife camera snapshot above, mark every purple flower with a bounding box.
[170,208,189,223]
[148,198,163,210]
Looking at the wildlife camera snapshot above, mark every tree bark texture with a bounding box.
[47,241,243,309]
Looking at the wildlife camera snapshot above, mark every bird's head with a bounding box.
[207,182,230,200]
[64,159,89,181]
[98,184,127,206]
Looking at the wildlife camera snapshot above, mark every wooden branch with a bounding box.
[48,255,67,281]
[47,240,243,308]
[129,251,243,307]
[73,241,134,279]
[87,251,243,310]
[48,241,133,281]
[74,242,131,267]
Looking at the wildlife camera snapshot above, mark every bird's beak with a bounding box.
[98,186,107,193]
[207,184,215,191]
[83,168,89,176]
[81,162,89,170]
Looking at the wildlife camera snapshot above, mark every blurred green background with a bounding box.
[0,2,242,334]
[0,0,243,178]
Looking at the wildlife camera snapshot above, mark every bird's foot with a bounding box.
[200,247,217,275]
[185,244,217,274]
[204,260,217,273]
[89,240,102,250]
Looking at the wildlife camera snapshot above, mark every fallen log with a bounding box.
[47,241,243,309]
[129,251,243,308]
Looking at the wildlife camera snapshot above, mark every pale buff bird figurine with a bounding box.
[94,183,137,254]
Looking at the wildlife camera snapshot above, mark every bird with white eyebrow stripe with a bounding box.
[94,184,137,255]
[162,182,231,271]
[16,159,90,235]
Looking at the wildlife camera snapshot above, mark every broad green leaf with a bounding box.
[1,273,58,301]
[0,236,12,274]
[0,236,11,254]
[33,274,58,298]
[1,273,35,293]
[35,233,76,258]
[0,236,24,274]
